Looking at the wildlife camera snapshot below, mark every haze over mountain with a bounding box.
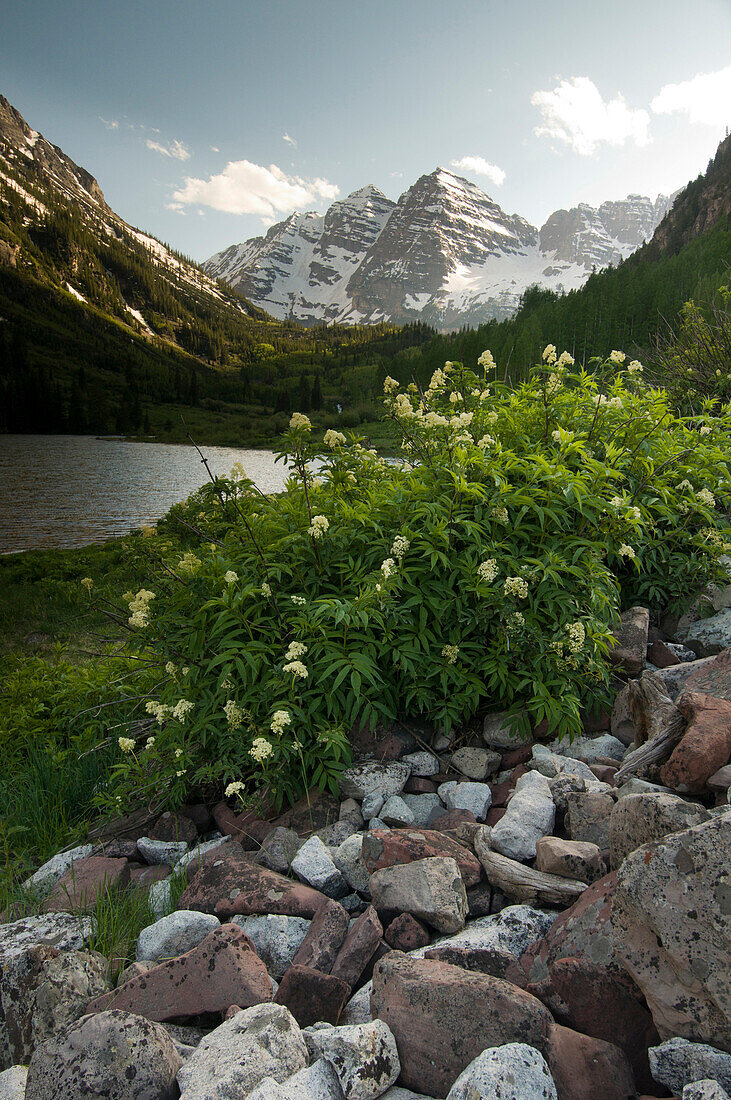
[204,170,674,331]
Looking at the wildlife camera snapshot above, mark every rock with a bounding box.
[362,829,481,887]
[291,836,350,899]
[548,733,626,763]
[331,906,383,987]
[369,818,387,832]
[22,843,94,894]
[424,905,553,982]
[608,791,711,868]
[318,820,361,848]
[369,857,467,934]
[149,810,198,845]
[0,944,109,1067]
[521,872,620,984]
[681,647,731,700]
[147,877,172,918]
[402,793,445,827]
[135,910,220,963]
[176,1002,307,1100]
[450,747,500,780]
[530,745,597,781]
[0,1065,27,1100]
[446,1042,557,1100]
[684,1082,731,1100]
[340,763,411,802]
[136,836,189,866]
[534,837,605,883]
[661,692,731,793]
[370,952,553,1096]
[362,792,386,820]
[483,712,528,749]
[341,982,374,1026]
[648,639,682,667]
[247,1058,345,1100]
[274,965,351,1027]
[129,864,170,893]
[475,839,586,908]
[611,685,636,746]
[341,797,364,824]
[615,777,676,799]
[178,842,327,918]
[545,1021,637,1100]
[255,827,303,873]
[678,608,731,657]
[43,855,130,912]
[380,796,415,827]
[708,765,731,793]
[381,1090,439,1100]
[609,605,649,675]
[565,790,615,848]
[465,882,494,918]
[174,836,231,874]
[648,1037,731,1095]
[491,771,555,860]
[333,834,371,895]
[439,781,492,820]
[401,751,440,776]
[304,1019,400,1099]
[25,1009,182,1100]
[234,915,311,979]
[88,924,271,1020]
[384,914,430,952]
[613,815,731,1050]
[292,899,349,973]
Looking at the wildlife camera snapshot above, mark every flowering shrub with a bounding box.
[101,349,731,812]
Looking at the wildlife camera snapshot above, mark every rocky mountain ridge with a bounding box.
[205,169,674,331]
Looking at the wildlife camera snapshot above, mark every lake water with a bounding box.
[0,435,291,554]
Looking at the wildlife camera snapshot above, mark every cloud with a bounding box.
[450,155,506,186]
[531,77,650,155]
[145,138,191,162]
[99,117,119,130]
[171,160,340,220]
[210,145,220,153]
[651,65,731,127]
[282,132,297,148]
[164,201,185,214]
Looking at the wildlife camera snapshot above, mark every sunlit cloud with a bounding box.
[210,145,220,153]
[651,65,731,128]
[450,155,506,186]
[531,77,650,155]
[99,117,119,130]
[146,138,192,161]
[171,159,340,220]
[282,133,297,148]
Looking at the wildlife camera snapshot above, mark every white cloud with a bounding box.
[145,138,191,162]
[450,155,506,186]
[282,132,297,148]
[651,65,731,127]
[210,145,220,153]
[531,77,650,155]
[171,160,340,220]
[164,201,185,213]
[99,117,119,130]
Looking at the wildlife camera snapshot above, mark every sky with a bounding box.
[1,0,729,262]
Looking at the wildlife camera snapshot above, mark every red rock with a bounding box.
[546,1021,637,1100]
[648,640,681,668]
[224,1004,242,1019]
[361,829,481,887]
[489,780,511,807]
[331,905,382,987]
[521,872,620,983]
[359,939,392,987]
[509,763,528,785]
[370,952,553,1097]
[129,864,170,891]
[384,913,430,951]
[404,776,437,794]
[486,807,508,826]
[684,647,731,700]
[274,964,350,1026]
[589,764,618,784]
[269,788,341,835]
[180,803,212,832]
[500,744,533,769]
[661,691,731,793]
[177,842,327,919]
[424,943,529,987]
[425,810,478,834]
[148,811,198,845]
[87,924,271,1020]
[44,857,130,912]
[211,802,270,849]
[609,606,650,676]
[528,956,660,1093]
[291,899,349,973]
[581,707,611,732]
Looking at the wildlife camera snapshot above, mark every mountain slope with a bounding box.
[205,168,671,330]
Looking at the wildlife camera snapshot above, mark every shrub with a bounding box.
[102,347,731,813]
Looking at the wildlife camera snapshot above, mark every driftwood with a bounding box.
[628,671,683,746]
[475,839,586,907]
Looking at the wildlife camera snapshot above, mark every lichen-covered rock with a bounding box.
[303,1019,400,1099]
[234,914,310,979]
[491,771,555,860]
[247,1058,345,1099]
[339,763,411,802]
[362,829,481,887]
[333,833,371,895]
[446,1043,557,1100]
[609,605,649,675]
[291,836,350,899]
[135,910,220,962]
[648,1037,731,1095]
[535,837,605,883]
[369,857,467,934]
[0,1065,27,1100]
[22,843,94,895]
[609,791,710,868]
[25,1010,182,1100]
[661,692,731,794]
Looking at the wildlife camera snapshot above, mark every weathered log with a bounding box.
[614,705,686,785]
[628,671,682,746]
[474,833,586,906]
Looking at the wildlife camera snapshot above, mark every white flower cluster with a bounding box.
[676,479,694,492]
[250,737,274,764]
[696,488,715,507]
[283,660,308,679]
[172,699,194,723]
[391,536,410,561]
[542,344,557,365]
[477,559,498,583]
[609,350,626,365]
[145,700,171,725]
[428,368,446,391]
[483,409,498,424]
[80,577,93,591]
[477,435,495,450]
[491,506,508,524]
[291,595,306,605]
[126,589,155,628]
[478,349,495,370]
[565,621,586,653]
[627,360,643,374]
[261,582,272,597]
[178,551,202,576]
[308,515,329,539]
[618,544,636,560]
[699,425,712,436]
[118,737,135,753]
[449,391,462,404]
[165,660,177,676]
[557,351,575,368]
[270,709,291,735]
[506,611,525,631]
[285,641,308,661]
[383,376,399,394]
[381,558,396,579]
[225,780,246,797]
[551,428,574,444]
[441,644,460,664]
[289,412,312,431]
[224,570,238,584]
[146,736,156,749]
[224,699,244,729]
[323,429,347,448]
[504,576,528,599]
[230,462,247,480]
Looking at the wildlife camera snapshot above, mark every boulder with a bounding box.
[43,855,130,912]
[613,815,731,1050]
[149,810,198,846]
[521,872,620,984]
[491,771,555,860]
[384,914,430,952]
[362,829,481,887]
[339,763,411,802]
[439,781,493,820]
[446,1043,557,1100]
[565,790,615,849]
[234,914,310,979]
[682,647,731,700]
[25,1009,182,1100]
[135,910,220,962]
[380,796,415,827]
[331,906,383,987]
[482,712,528,749]
[22,843,94,895]
[341,983,374,1026]
[678,608,731,657]
[333,834,372,895]
[609,606,650,675]
[274,965,351,1027]
[369,857,467,934]
[548,734,626,763]
[401,793,444,827]
[291,836,350,899]
[401,751,440,776]
[545,1021,637,1100]
[608,791,711,868]
[136,837,189,866]
[247,1058,345,1100]
[174,835,230,874]
[0,1066,27,1099]
[303,1019,400,1099]
[424,905,554,978]
[683,1082,731,1100]
[370,952,553,1097]
[535,837,605,883]
[450,747,501,780]
[661,692,731,793]
[291,899,349,973]
[255,827,303,874]
[176,1002,308,1100]
[87,924,271,1020]
[648,1037,731,1095]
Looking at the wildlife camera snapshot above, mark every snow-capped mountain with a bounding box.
[205,169,673,331]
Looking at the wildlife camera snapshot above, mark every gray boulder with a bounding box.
[401,793,444,827]
[339,763,411,802]
[482,712,527,749]
[291,835,350,899]
[255,827,303,874]
[136,836,188,866]
[678,608,731,657]
[491,771,555,860]
[609,792,711,868]
[451,747,500,781]
[234,914,311,980]
[446,1043,558,1099]
[547,733,626,763]
[304,1019,400,1099]
[684,1082,731,1100]
[565,790,615,848]
[401,751,440,776]
[369,857,467,934]
[333,834,371,896]
[0,1066,27,1100]
[247,1059,345,1099]
[649,1037,731,1095]
[439,781,492,820]
[380,796,415,827]
[22,843,94,894]
[135,910,220,962]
